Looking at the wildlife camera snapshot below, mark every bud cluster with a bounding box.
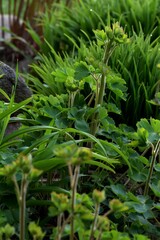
[105,22,129,44]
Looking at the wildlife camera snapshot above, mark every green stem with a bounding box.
[12,175,21,206]
[89,203,100,240]
[70,165,80,240]
[90,41,114,136]
[144,141,160,195]
[20,175,28,240]
[57,215,71,240]
[56,213,63,240]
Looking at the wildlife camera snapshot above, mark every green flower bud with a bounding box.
[65,77,78,92]
[78,147,92,162]
[109,199,128,212]
[3,224,15,238]
[51,192,69,212]
[97,216,110,230]
[28,168,42,179]
[28,222,45,240]
[70,147,92,165]
[3,164,17,176]
[105,26,114,40]
[93,189,105,204]
[18,154,32,174]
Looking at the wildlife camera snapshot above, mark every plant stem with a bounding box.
[20,174,28,240]
[89,202,100,240]
[56,213,63,240]
[12,175,21,206]
[90,40,114,136]
[70,165,80,240]
[56,215,71,240]
[144,140,160,195]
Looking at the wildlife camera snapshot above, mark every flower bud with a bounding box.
[109,199,128,212]
[105,26,114,40]
[29,168,42,179]
[93,189,105,203]
[3,224,15,238]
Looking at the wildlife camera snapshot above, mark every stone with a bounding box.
[0,61,32,102]
[0,61,32,135]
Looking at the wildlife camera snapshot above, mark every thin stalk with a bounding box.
[144,140,160,195]
[97,228,104,240]
[20,174,29,240]
[56,213,63,240]
[56,215,71,240]
[70,165,80,240]
[12,175,21,206]
[89,202,100,240]
[91,40,114,136]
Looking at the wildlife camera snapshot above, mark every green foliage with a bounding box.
[32,0,160,126]
[1,0,160,239]
[110,32,160,125]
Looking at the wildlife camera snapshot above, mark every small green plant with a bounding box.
[0,154,42,239]
[0,224,15,240]
[49,144,129,240]
[89,22,129,136]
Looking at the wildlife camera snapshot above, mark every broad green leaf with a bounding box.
[33,158,66,171]
[150,182,160,197]
[106,71,127,100]
[110,184,127,199]
[137,119,153,133]
[107,102,121,114]
[150,118,160,133]
[129,202,151,214]
[75,119,90,132]
[131,172,147,182]
[74,62,90,80]
[134,234,151,240]
[154,163,160,172]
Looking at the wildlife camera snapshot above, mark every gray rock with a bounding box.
[0,61,32,135]
[0,61,32,102]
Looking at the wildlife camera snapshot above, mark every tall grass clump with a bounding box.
[27,0,109,55]
[27,0,160,56]
[110,31,160,126]
[108,0,160,39]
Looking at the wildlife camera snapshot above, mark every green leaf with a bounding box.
[100,139,132,173]
[107,102,121,114]
[106,71,127,100]
[92,152,119,165]
[0,97,32,121]
[150,181,160,197]
[130,171,147,182]
[110,184,127,199]
[75,119,90,132]
[154,163,160,172]
[33,158,66,171]
[134,234,151,240]
[85,160,115,172]
[74,62,90,80]
[150,118,160,133]
[153,203,160,210]
[137,119,153,133]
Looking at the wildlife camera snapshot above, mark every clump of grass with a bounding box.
[110,31,160,126]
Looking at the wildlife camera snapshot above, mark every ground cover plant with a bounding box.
[0,0,160,239]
